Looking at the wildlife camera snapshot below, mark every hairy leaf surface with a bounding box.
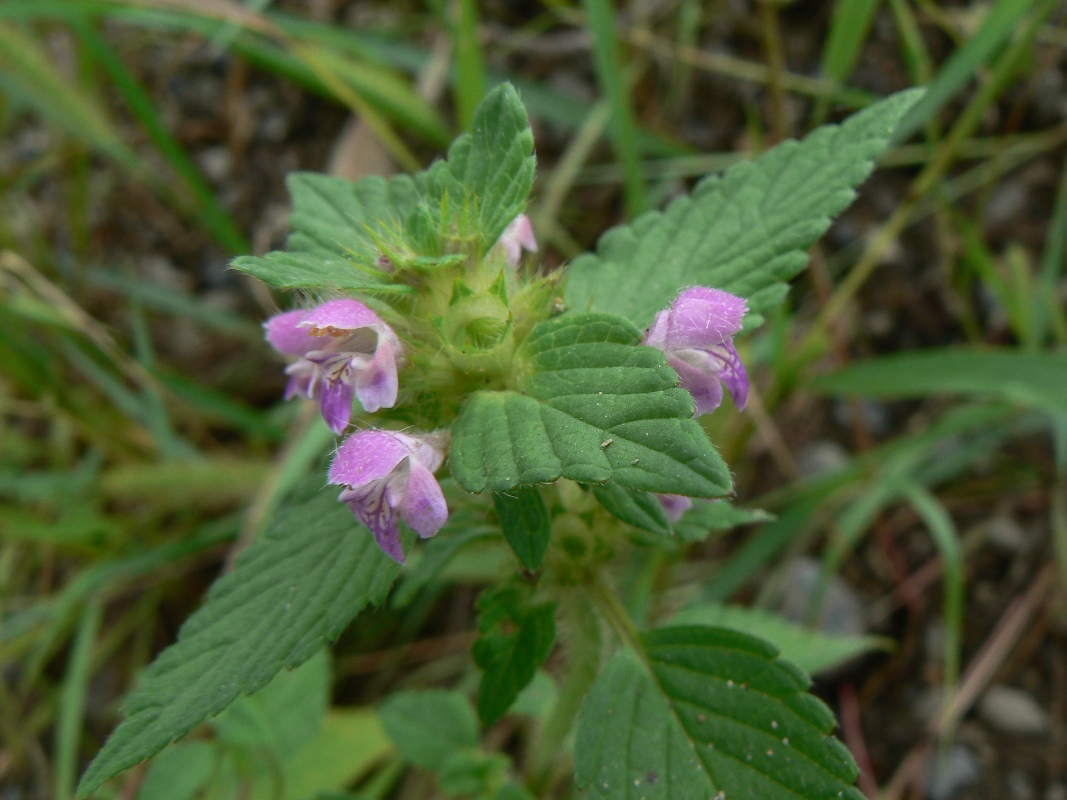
[78,486,400,797]
[575,626,863,800]
[380,690,480,771]
[564,90,923,327]
[233,84,534,291]
[450,314,732,497]
[493,487,552,569]
[472,584,556,725]
[434,81,536,253]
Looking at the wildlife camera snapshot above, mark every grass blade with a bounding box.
[891,0,1038,143]
[810,0,881,125]
[813,349,1067,416]
[581,0,648,216]
[73,20,249,253]
[451,0,486,128]
[53,602,103,800]
[900,483,964,737]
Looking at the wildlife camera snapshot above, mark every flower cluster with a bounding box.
[265,219,748,560]
[264,218,542,564]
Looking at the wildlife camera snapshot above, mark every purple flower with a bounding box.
[329,429,449,564]
[656,494,693,522]
[265,299,402,435]
[643,286,749,415]
[495,214,538,268]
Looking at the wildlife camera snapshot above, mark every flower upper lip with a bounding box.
[643,286,749,416]
[264,298,403,434]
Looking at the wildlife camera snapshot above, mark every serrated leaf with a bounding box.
[231,251,411,294]
[285,172,423,259]
[472,585,556,726]
[380,690,479,771]
[668,605,891,675]
[78,485,401,798]
[493,487,551,570]
[435,82,536,252]
[575,626,864,800]
[592,482,671,535]
[564,89,924,327]
[672,500,774,543]
[449,313,732,497]
[233,84,533,292]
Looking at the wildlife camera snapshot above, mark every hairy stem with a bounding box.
[528,589,602,789]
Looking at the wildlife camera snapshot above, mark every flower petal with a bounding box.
[300,298,386,335]
[398,460,448,539]
[340,484,406,564]
[329,430,413,487]
[265,309,318,356]
[355,338,399,413]
[668,353,724,416]
[656,493,693,522]
[497,214,538,267]
[659,287,747,351]
[719,341,749,409]
[320,378,356,435]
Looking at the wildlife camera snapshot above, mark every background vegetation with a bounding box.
[1,1,1065,798]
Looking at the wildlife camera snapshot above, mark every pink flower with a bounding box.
[495,214,538,268]
[643,287,749,416]
[329,429,449,564]
[656,494,693,522]
[265,299,402,435]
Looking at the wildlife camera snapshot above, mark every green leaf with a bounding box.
[575,626,863,800]
[563,89,924,327]
[668,606,890,675]
[135,742,216,800]
[592,483,671,536]
[812,349,1067,416]
[493,487,551,569]
[230,251,412,294]
[392,521,498,607]
[432,82,536,253]
[672,500,775,543]
[275,709,391,800]
[380,690,479,771]
[284,172,422,260]
[213,649,330,756]
[438,751,511,798]
[77,484,401,797]
[449,313,732,497]
[472,585,556,725]
[233,83,533,291]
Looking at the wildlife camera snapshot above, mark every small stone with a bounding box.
[795,440,849,479]
[1007,769,1036,800]
[983,514,1028,554]
[978,685,1049,736]
[775,557,866,638]
[197,146,232,182]
[926,744,981,800]
[832,398,890,436]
